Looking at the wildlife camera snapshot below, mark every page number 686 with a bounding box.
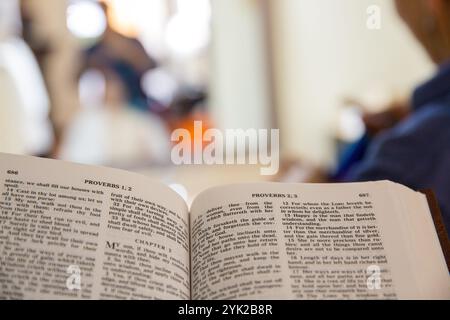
[359,193,370,198]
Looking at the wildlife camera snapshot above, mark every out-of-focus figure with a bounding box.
[81,1,158,112]
[343,0,450,232]
[20,0,51,71]
[0,0,53,155]
[60,69,170,167]
[277,0,450,234]
[20,0,80,157]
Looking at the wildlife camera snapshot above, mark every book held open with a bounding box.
[0,153,449,299]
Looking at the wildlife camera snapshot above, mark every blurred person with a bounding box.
[20,0,51,70]
[0,0,53,156]
[82,1,158,112]
[20,0,80,157]
[60,69,170,167]
[330,98,410,182]
[278,0,450,233]
[342,0,450,233]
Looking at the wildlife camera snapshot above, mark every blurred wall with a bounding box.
[210,0,272,131]
[0,70,25,154]
[271,0,434,166]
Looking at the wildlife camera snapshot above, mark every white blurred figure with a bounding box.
[0,0,53,155]
[60,69,171,167]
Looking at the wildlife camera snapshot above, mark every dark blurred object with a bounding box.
[331,133,370,182]
[360,101,410,137]
[82,1,157,111]
[362,106,410,136]
[163,86,208,133]
[330,98,410,181]
[169,87,207,118]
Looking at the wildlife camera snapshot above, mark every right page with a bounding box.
[190,181,450,300]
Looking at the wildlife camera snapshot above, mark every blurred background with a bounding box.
[0,0,435,200]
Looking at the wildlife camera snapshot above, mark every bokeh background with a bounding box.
[0,0,435,199]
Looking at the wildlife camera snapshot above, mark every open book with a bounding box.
[0,153,449,300]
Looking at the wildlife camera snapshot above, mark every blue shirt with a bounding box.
[346,62,450,233]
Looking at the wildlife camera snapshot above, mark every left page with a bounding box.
[0,153,190,299]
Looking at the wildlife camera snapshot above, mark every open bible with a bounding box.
[0,153,449,300]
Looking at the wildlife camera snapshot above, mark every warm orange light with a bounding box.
[102,0,140,38]
[170,114,214,150]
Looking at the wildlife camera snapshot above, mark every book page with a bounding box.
[390,183,450,299]
[190,181,450,300]
[0,153,190,299]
